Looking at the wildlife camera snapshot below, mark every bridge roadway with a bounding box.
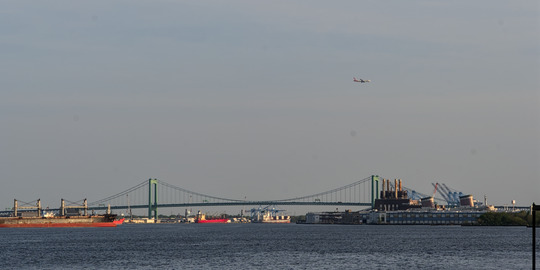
[0,205,532,216]
[0,201,371,215]
[89,201,372,211]
[86,204,534,211]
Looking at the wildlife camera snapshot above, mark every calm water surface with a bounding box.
[1,224,537,269]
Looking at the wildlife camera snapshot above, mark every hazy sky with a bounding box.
[1,0,539,211]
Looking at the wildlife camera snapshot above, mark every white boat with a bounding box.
[251,206,290,223]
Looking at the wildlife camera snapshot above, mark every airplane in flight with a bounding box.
[353,77,371,83]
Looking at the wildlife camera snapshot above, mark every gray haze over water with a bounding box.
[1,1,539,210]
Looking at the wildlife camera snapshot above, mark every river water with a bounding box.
[0,223,537,269]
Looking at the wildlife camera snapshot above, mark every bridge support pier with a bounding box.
[148,178,158,220]
[371,175,379,209]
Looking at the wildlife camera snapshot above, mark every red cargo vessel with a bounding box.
[195,211,228,223]
[195,218,229,223]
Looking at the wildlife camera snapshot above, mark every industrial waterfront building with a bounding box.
[304,209,485,225]
[304,179,492,225]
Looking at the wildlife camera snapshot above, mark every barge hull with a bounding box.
[0,215,118,228]
[195,219,229,223]
[0,222,117,228]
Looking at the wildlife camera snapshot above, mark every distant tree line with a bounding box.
[477,211,539,226]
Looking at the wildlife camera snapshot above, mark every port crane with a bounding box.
[250,205,286,218]
[387,181,464,206]
[432,182,463,207]
[441,183,463,206]
[431,183,439,197]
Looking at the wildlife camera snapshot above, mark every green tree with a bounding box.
[478,211,528,226]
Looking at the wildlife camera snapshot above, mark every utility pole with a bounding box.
[533,203,539,270]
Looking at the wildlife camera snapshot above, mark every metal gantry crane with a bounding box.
[432,182,463,207]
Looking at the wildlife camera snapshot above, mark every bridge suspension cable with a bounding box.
[158,181,244,203]
[274,176,372,203]
[89,180,147,206]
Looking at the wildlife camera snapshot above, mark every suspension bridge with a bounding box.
[89,175,383,219]
[3,175,467,219]
[2,175,385,218]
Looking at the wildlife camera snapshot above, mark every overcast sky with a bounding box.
[1,0,539,211]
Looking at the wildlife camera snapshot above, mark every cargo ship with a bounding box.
[251,206,291,223]
[0,198,119,228]
[195,211,229,223]
[0,214,118,228]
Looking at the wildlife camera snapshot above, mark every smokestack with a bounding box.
[382,179,385,198]
[394,179,398,199]
[387,180,390,196]
[460,195,474,207]
[421,197,435,208]
[399,179,402,192]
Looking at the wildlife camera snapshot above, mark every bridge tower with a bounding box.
[148,178,158,220]
[371,175,380,208]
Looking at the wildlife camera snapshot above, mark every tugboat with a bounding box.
[113,218,125,225]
